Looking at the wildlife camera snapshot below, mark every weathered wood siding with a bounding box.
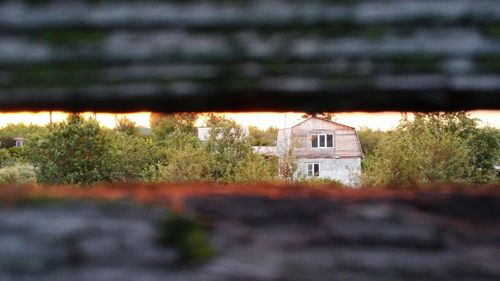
[291,118,362,159]
[335,130,363,158]
[293,118,352,131]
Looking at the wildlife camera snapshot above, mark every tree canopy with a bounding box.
[0,111,496,187]
[24,114,114,185]
[17,114,278,185]
[362,112,499,186]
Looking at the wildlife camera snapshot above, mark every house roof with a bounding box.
[277,117,363,158]
[290,117,355,130]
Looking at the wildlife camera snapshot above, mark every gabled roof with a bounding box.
[290,116,355,130]
[277,116,363,158]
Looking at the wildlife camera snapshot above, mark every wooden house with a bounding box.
[276,117,363,185]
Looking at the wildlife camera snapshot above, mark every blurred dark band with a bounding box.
[1,0,499,112]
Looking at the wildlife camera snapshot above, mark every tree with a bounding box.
[151,131,210,183]
[24,114,168,185]
[278,146,297,184]
[115,116,138,136]
[466,126,500,183]
[362,112,479,186]
[201,113,227,127]
[106,130,164,183]
[357,127,388,171]
[24,114,115,185]
[204,118,277,183]
[301,112,336,121]
[357,127,387,158]
[0,124,47,149]
[248,126,278,146]
[205,119,252,182]
[234,153,278,183]
[0,149,12,168]
[150,112,198,140]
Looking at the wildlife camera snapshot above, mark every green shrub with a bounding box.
[152,131,210,183]
[23,114,113,185]
[361,112,499,186]
[294,177,346,188]
[234,154,278,183]
[0,149,11,168]
[0,163,37,185]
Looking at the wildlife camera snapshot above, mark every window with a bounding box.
[15,140,23,148]
[307,163,320,177]
[311,134,318,148]
[327,134,333,147]
[311,134,333,148]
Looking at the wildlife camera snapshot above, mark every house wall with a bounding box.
[275,128,292,157]
[291,118,342,158]
[277,118,363,186]
[292,128,336,158]
[288,118,363,159]
[295,158,362,186]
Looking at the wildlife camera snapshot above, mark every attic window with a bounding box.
[311,134,333,148]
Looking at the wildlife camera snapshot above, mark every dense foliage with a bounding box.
[149,130,210,183]
[0,163,37,185]
[361,112,500,186]
[249,126,278,146]
[1,113,278,185]
[24,114,116,185]
[0,112,497,187]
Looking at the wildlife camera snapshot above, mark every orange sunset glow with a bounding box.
[0,111,499,131]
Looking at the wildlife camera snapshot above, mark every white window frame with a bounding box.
[311,134,333,148]
[307,163,320,177]
[15,140,23,148]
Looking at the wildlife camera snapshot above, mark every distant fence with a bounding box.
[1,0,499,112]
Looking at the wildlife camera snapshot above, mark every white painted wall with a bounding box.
[295,158,361,186]
[275,128,292,157]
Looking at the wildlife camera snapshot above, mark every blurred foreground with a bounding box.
[0,184,498,281]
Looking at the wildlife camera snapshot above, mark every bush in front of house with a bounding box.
[294,177,346,188]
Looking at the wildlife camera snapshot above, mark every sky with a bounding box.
[0,111,499,131]
[223,111,500,130]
